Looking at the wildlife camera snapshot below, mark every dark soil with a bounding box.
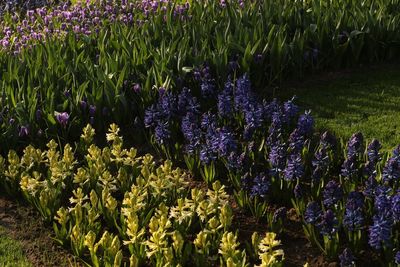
[0,195,82,267]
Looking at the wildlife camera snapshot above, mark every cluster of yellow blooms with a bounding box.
[0,124,284,266]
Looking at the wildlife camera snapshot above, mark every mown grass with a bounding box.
[277,64,400,151]
[0,226,31,267]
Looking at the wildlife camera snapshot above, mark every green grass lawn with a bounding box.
[277,64,400,151]
[0,227,31,267]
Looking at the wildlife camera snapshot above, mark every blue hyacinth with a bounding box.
[181,112,201,154]
[363,175,378,198]
[250,173,270,198]
[234,73,252,112]
[346,132,364,158]
[323,180,343,207]
[154,121,171,145]
[263,98,280,120]
[341,132,363,178]
[368,214,392,250]
[341,155,358,178]
[320,131,336,149]
[297,111,314,136]
[288,128,305,153]
[294,184,303,199]
[178,88,199,115]
[283,153,304,181]
[323,180,343,208]
[227,151,246,170]
[217,79,233,118]
[217,127,237,157]
[375,193,393,218]
[392,193,400,223]
[199,144,217,165]
[318,209,338,237]
[201,112,217,131]
[382,157,400,184]
[283,96,299,120]
[339,248,356,267]
[269,142,287,175]
[200,79,216,98]
[395,251,400,265]
[144,104,159,128]
[367,139,382,163]
[304,201,322,225]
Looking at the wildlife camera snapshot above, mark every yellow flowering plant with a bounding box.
[0,123,286,266]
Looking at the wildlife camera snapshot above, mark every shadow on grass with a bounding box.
[277,64,400,150]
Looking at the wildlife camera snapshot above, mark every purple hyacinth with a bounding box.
[320,131,336,149]
[323,180,343,208]
[363,175,378,198]
[181,112,201,154]
[283,96,299,120]
[368,214,392,250]
[364,161,376,177]
[317,209,337,235]
[341,155,358,178]
[200,144,217,165]
[395,251,400,265]
[269,143,287,175]
[375,193,393,218]
[159,91,177,119]
[273,207,287,223]
[200,79,216,98]
[201,112,217,131]
[346,132,364,158]
[318,209,338,237]
[341,132,363,178]
[154,121,171,145]
[217,127,237,157]
[392,193,400,223]
[234,73,253,112]
[343,193,364,232]
[339,248,356,267]
[144,104,159,128]
[288,128,304,153]
[56,112,69,128]
[367,139,381,163]
[294,184,303,199]
[263,98,280,120]
[343,208,363,231]
[178,88,199,115]
[250,173,270,198]
[346,191,364,210]
[382,157,400,184]
[304,201,322,225]
[312,146,330,183]
[243,102,264,133]
[297,111,314,136]
[227,151,246,170]
[283,153,304,181]
[217,78,233,118]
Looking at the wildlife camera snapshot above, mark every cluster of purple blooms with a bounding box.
[304,201,338,238]
[0,0,191,53]
[303,135,400,263]
[145,73,310,199]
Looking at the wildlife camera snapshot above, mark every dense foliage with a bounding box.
[0,1,400,266]
[0,0,399,149]
[0,124,285,266]
[144,74,400,265]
